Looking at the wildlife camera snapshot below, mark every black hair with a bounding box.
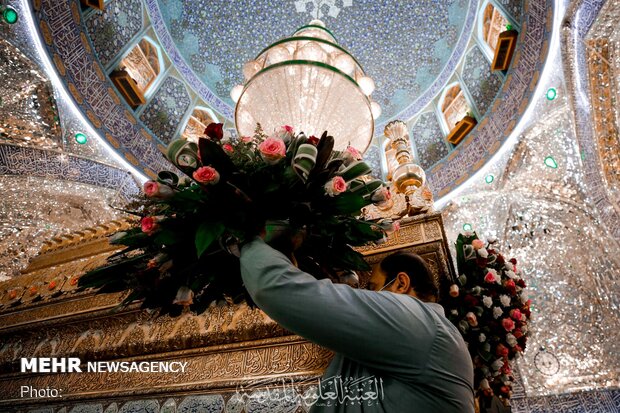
[379,252,438,302]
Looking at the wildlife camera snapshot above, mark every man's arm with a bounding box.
[239,238,436,378]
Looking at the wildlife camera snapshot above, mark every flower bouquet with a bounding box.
[78,124,391,316]
[443,232,531,401]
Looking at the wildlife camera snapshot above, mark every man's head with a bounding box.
[368,252,438,302]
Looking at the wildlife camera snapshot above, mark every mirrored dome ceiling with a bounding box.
[156,0,476,122]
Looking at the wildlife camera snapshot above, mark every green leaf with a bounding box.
[195,222,225,258]
[324,192,371,215]
[154,229,183,246]
[331,246,371,271]
[198,139,236,176]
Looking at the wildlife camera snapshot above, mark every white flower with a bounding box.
[482,343,491,352]
[506,270,517,279]
[462,231,473,237]
[479,333,487,342]
[480,378,490,390]
[493,306,503,319]
[521,294,529,304]
[487,236,497,243]
[505,262,515,272]
[506,333,517,347]
[477,248,489,258]
[521,313,527,322]
[483,296,493,308]
[451,309,459,316]
[522,325,529,334]
[500,294,511,307]
[491,358,504,371]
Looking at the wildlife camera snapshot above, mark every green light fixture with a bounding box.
[544,156,558,168]
[506,24,513,31]
[546,87,557,101]
[75,132,88,145]
[463,223,473,231]
[485,174,494,184]
[2,6,18,25]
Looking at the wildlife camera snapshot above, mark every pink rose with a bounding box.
[308,135,320,145]
[472,239,485,250]
[241,136,253,143]
[325,176,347,197]
[141,216,159,234]
[275,125,295,143]
[223,143,234,152]
[258,137,286,164]
[345,146,362,160]
[484,271,497,283]
[193,166,220,185]
[465,312,478,327]
[502,317,515,331]
[449,284,459,297]
[342,145,363,165]
[510,309,522,320]
[143,181,174,199]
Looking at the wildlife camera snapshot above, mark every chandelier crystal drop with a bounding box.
[233,21,379,151]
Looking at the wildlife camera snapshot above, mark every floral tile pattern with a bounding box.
[85,0,143,67]
[139,76,192,144]
[461,46,503,117]
[410,112,449,170]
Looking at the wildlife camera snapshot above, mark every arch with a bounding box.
[181,107,220,143]
[117,36,164,99]
[437,82,474,134]
[477,1,513,60]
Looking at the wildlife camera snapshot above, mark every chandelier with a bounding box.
[231,20,380,151]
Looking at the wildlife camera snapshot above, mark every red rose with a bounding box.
[223,143,234,152]
[502,317,515,331]
[505,279,517,294]
[513,328,523,339]
[514,344,523,353]
[516,278,526,288]
[497,254,505,264]
[476,257,488,268]
[141,216,159,234]
[308,135,320,145]
[510,309,522,320]
[463,294,479,307]
[500,386,511,394]
[205,123,224,141]
[496,343,509,357]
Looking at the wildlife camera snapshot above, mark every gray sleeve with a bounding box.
[239,238,436,377]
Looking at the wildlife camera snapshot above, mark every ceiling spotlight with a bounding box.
[463,223,473,231]
[545,87,557,101]
[485,174,494,184]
